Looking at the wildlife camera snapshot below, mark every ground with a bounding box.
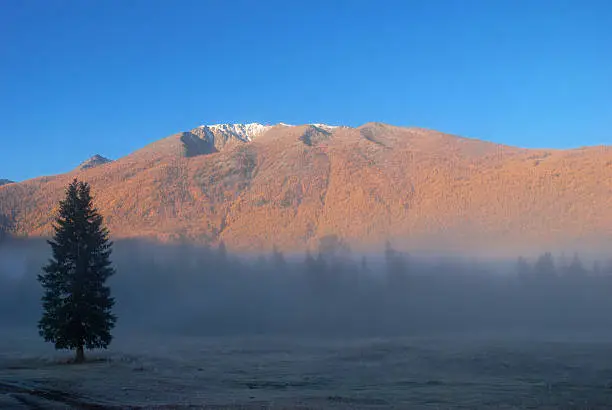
[1,328,612,409]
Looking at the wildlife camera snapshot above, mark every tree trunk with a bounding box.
[75,346,85,363]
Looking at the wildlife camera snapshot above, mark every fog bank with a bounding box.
[2,236,612,338]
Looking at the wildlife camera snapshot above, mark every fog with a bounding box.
[2,235,612,339]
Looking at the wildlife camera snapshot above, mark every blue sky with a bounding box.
[1,0,611,181]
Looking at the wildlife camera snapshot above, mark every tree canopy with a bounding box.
[38,179,116,363]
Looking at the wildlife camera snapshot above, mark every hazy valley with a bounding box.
[1,122,612,408]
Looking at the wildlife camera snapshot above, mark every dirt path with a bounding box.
[0,381,120,409]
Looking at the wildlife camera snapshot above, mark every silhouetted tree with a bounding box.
[361,255,369,272]
[271,245,286,269]
[303,249,330,291]
[0,213,12,243]
[318,234,351,262]
[568,253,586,276]
[534,252,556,279]
[217,240,227,263]
[516,256,531,280]
[558,252,569,275]
[384,240,396,262]
[38,179,116,363]
[315,251,327,271]
[384,240,408,290]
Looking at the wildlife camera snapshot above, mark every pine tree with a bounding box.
[217,240,227,263]
[534,252,556,278]
[304,249,316,272]
[38,179,116,363]
[0,213,11,242]
[271,245,286,269]
[361,255,369,272]
[384,240,408,289]
[568,253,586,277]
[516,256,531,278]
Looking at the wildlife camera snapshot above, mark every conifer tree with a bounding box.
[38,179,116,363]
[0,213,11,242]
[304,249,316,272]
[217,240,227,263]
[534,252,556,278]
[516,256,531,278]
[384,240,408,289]
[271,244,286,269]
[568,253,586,277]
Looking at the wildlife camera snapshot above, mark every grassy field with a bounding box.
[2,328,612,409]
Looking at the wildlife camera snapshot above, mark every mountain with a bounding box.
[0,122,610,255]
[77,154,112,171]
[0,179,13,187]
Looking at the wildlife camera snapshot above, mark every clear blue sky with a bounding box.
[1,0,611,182]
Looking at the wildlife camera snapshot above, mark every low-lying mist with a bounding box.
[2,235,612,338]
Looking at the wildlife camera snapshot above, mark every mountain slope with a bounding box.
[0,123,610,254]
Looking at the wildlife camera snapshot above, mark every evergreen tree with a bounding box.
[384,240,408,289]
[534,252,556,279]
[0,213,11,242]
[217,240,227,263]
[361,255,369,272]
[38,179,116,363]
[568,253,586,277]
[271,244,286,269]
[315,251,328,273]
[516,256,531,278]
[304,249,322,290]
[304,249,316,272]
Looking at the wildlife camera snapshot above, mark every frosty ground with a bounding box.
[1,328,612,409]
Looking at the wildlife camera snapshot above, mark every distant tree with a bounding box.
[361,255,369,272]
[557,252,569,274]
[534,252,556,279]
[0,213,12,243]
[303,250,316,285]
[271,245,286,269]
[384,240,396,262]
[516,256,531,279]
[316,251,328,270]
[304,249,316,271]
[318,234,350,261]
[304,249,329,291]
[384,240,408,289]
[567,253,586,277]
[38,179,116,363]
[217,240,227,263]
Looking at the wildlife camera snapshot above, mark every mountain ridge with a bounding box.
[0,122,610,255]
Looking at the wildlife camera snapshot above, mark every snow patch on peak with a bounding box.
[198,123,272,142]
[277,123,341,130]
[195,122,345,144]
[310,123,340,131]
